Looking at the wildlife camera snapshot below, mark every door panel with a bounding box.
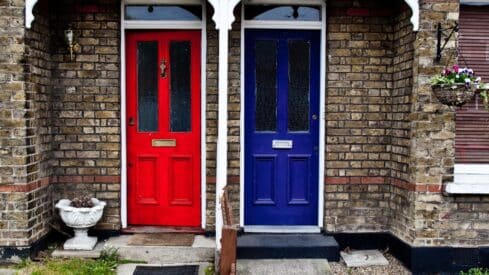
[126,31,201,227]
[245,30,320,226]
[252,155,277,205]
[287,155,311,205]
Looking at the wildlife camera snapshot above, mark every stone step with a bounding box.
[237,259,332,275]
[104,235,215,265]
[237,234,339,261]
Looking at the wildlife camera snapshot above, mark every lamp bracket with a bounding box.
[435,22,458,63]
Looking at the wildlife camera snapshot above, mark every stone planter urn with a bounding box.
[55,198,106,250]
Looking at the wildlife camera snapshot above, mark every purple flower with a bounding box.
[453,65,460,73]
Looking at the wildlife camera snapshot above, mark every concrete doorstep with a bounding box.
[104,235,215,265]
[236,259,332,275]
[340,249,389,268]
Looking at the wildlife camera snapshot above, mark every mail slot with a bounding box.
[272,140,293,149]
[152,139,176,147]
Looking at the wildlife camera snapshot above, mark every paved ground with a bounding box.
[0,268,16,275]
[329,253,411,275]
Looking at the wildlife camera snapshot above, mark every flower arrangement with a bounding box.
[430,65,488,107]
[430,65,483,88]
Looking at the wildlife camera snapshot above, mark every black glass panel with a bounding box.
[255,40,277,132]
[125,5,202,20]
[245,5,321,21]
[288,40,310,132]
[137,41,158,132]
[170,41,191,132]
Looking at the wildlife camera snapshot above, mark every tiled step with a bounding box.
[237,234,339,261]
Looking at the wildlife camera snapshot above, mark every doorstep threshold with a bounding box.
[243,226,321,233]
[122,225,205,234]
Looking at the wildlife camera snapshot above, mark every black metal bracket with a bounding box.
[435,22,458,63]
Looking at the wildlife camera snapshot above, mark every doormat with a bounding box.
[133,265,199,275]
[128,233,194,246]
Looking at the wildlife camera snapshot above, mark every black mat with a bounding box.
[133,265,199,275]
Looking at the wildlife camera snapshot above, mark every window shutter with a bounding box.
[456,6,489,164]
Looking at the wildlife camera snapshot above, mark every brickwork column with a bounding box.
[0,0,53,257]
[408,0,459,245]
[0,0,30,185]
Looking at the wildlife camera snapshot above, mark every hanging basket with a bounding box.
[431,84,475,107]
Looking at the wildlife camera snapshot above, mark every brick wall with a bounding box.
[205,4,218,230]
[0,0,53,248]
[389,7,416,243]
[47,0,122,230]
[400,0,489,247]
[0,0,29,185]
[324,0,401,232]
[17,0,220,233]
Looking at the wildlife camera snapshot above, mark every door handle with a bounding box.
[160,58,167,78]
[128,117,135,126]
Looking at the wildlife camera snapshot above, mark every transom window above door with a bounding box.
[123,1,204,30]
[245,5,321,21]
[125,5,202,21]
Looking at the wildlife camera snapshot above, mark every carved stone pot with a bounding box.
[55,198,106,250]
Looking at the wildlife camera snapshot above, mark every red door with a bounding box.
[126,31,201,227]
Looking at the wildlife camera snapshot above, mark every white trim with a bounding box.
[243,21,322,30]
[239,3,245,228]
[124,21,202,29]
[240,1,326,230]
[405,0,419,31]
[446,184,489,194]
[121,0,207,229]
[200,2,207,230]
[25,0,38,29]
[121,0,128,229]
[212,0,242,251]
[318,0,326,230]
[446,164,489,194]
[244,226,321,233]
[455,164,489,173]
[125,0,201,4]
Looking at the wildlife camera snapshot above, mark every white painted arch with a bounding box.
[26,0,420,31]
[25,0,38,28]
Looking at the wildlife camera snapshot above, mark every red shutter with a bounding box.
[456,6,489,164]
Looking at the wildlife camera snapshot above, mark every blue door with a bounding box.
[245,30,320,225]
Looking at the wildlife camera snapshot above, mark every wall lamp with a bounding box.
[64,27,80,61]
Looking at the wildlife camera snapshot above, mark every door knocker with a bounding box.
[160,58,167,78]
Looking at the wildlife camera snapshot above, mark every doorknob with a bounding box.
[312,114,318,120]
[128,117,135,126]
[160,58,167,78]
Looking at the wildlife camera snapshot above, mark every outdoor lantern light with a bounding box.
[64,27,78,61]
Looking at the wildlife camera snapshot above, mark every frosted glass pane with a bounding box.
[170,41,191,132]
[255,40,277,132]
[288,40,310,132]
[138,41,158,132]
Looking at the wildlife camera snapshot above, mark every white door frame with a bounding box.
[120,0,208,229]
[239,0,327,232]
